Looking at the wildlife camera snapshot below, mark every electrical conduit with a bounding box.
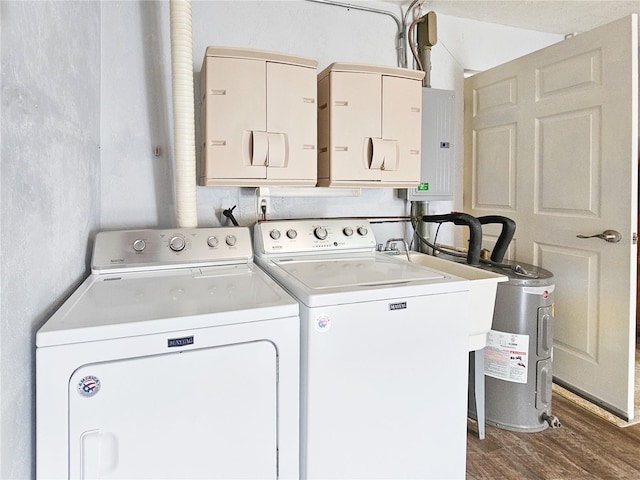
[170,0,198,227]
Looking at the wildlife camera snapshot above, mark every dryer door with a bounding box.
[68,341,277,479]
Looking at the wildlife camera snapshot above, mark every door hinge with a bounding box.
[633,233,638,245]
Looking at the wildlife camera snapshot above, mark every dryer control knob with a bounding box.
[343,227,354,237]
[314,226,328,240]
[226,235,237,246]
[132,239,146,252]
[287,229,298,239]
[270,229,281,240]
[207,236,219,248]
[357,226,368,236]
[169,236,185,252]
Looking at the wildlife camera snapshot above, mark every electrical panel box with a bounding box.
[199,47,318,186]
[317,63,424,188]
[403,88,455,201]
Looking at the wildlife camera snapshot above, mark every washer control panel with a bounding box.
[255,219,377,255]
[92,227,253,272]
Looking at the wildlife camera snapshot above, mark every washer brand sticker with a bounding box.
[389,302,407,311]
[77,375,101,397]
[315,315,331,332]
[168,336,194,348]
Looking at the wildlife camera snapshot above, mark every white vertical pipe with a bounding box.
[170,0,198,227]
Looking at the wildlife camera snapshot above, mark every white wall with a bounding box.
[0,2,100,477]
[100,1,561,244]
[0,0,564,477]
[101,0,404,233]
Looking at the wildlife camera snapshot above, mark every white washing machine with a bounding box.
[253,219,471,479]
[36,227,300,479]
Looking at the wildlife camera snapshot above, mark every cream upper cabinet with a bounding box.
[199,47,318,186]
[317,63,424,188]
[319,71,382,183]
[265,61,318,182]
[200,56,267,181]
[380,75,423,185]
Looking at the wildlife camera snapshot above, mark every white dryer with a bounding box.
[254,219,471,480]
[36,227,299,479]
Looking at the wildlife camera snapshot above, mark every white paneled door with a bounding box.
[464,15,639,419]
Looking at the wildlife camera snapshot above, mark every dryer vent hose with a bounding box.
[170,0,198,228]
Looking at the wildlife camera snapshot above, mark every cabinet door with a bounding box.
[381,75,422,186]
[329,71,382,183]
[266,62,317,184]
[201,57,267,183]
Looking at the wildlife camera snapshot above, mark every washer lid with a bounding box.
[273,254,445,290]
[259,253,469,308]
[36,264,298,347]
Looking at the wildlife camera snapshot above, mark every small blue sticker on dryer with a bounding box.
[77,375,101,397]
[315,315,331,332]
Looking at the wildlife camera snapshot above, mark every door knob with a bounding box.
[576,230,622,243]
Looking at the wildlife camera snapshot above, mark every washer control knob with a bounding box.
[314,226,328,240]
[270,229,281,240]
[343,227,354,237]
[357,226,368,236]
[132,239,146,252]
[226,235,237,246]
[169,236,185,252]
[207,236,219,248]
[287,229,298,239]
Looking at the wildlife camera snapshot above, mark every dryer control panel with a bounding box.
[254,219,377,256]
[92,227,253,273]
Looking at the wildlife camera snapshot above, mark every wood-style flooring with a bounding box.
[466,393,640,479]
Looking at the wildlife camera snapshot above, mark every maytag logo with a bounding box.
[168,336,194,348]
[389,302,407,311]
